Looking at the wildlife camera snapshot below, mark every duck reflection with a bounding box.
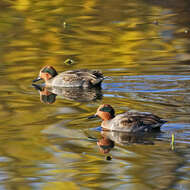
[32,84,102,103]
[100,130,155,146]
[97,136,115,154]
[93,129,157,155]
[32,84,57,104]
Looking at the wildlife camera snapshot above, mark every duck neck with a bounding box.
[102,113,115,121]
[41,72,53,83]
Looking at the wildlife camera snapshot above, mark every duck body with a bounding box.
[47,69,103,88]
[89,104,166,133]
[33,66,104,88]
[102,111,166,132]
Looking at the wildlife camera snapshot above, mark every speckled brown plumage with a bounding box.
[89,104,167,133]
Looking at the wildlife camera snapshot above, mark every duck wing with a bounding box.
[75,69,104,86]
[49,69,104,87]
[50,72,83,87]
[107,112,166,132]
[63,69,104,87]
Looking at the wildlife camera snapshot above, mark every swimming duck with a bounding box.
[33,66,104,88]
[88,104,167,132]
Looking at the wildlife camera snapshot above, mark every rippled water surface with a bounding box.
[1,0,190,189]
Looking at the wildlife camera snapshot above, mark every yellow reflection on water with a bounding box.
[43,182,79,190]
[0,0,190,189]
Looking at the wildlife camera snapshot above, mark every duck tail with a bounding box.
[92,70,104,78]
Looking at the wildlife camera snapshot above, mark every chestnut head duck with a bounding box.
[33,66,104,88]
[89,104,166,132]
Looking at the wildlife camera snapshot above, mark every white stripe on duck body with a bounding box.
[89,104,167,133]
[33,66,104,88]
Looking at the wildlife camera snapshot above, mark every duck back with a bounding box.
[47,69,104,88]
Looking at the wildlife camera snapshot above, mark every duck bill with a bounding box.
[33,77,42,83]
[88,114,98,119]
[32,83,43,91]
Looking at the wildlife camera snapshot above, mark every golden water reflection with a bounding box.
[0,0,190,189]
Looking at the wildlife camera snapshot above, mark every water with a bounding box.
[0,0,190,189]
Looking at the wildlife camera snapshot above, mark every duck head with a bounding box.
[88,104,115,121]
[33,66,58,83]
[97,137,114,154]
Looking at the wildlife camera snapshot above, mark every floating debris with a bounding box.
[64,59,74,65]
[63,21,67,28]
[171,133,175,151]
[106,155,112,161]
[184,29,189,34]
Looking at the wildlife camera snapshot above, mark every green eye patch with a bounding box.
[41,67,57,77]
[99,106,115,116]
[100,107,112,112]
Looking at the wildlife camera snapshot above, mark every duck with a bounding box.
[33,66,104,88]
[88,104,167,132]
